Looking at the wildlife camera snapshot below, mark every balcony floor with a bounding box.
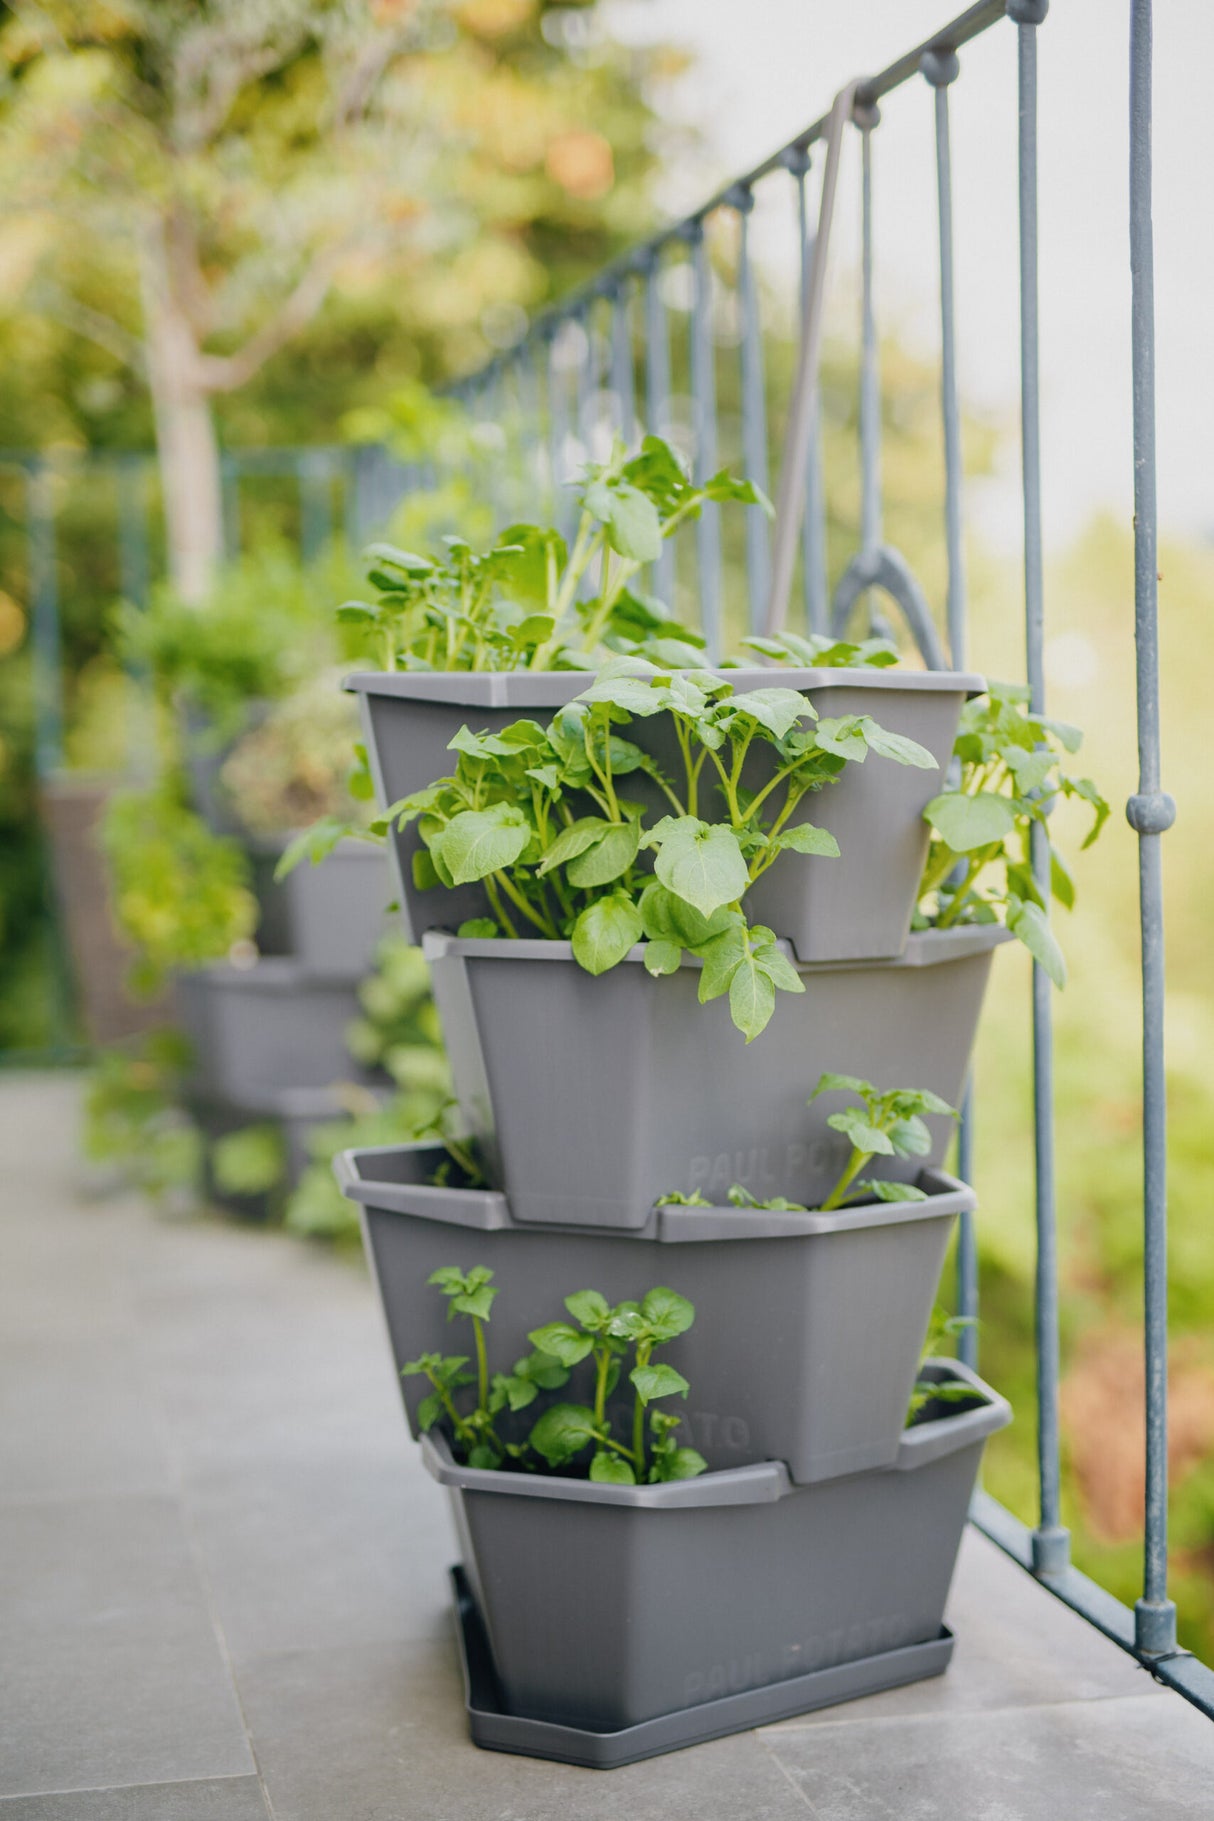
[3,1072,1214,1819]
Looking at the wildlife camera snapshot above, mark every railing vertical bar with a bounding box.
[643,254,676,607]
[611,282,636,445]
[116,454,151,612]
[1127,0,1177,1659]
[576,304,596,461]
[299,449,334,561]
[689,223,723,658]
[546,327,573,535]
[1010,0,1069,1579]
[732,187,772,630]
[956,1078,979,1368]
[789,149,829,635]
[28,459,63,779]
[923,50,967,667]
[857,112,882,576]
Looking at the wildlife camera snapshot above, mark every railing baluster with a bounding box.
[610,281,636,446]
[730,185,772,630]
[642,251,676,608]
[785,145,829,635]
[27,458,63,778]
[922,48,967,668]
[688,221,723,658]
[576,303,595,461]
[299,449,334,560]
[546,325,573,535]
[857,108,882,598]
[1009,0,1069,1580]
[1127,0,1178,1660]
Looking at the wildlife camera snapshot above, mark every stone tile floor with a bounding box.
[3,1072,1213,1819]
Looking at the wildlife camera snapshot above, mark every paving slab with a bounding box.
[0,1778,270,1821]
[4,1072,1214,1819]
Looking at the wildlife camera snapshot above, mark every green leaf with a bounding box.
[630,1362,690,1405]
[654,1446,709,1482]
[566,818,641,888]
[336,600,377,624]
[696,923,747,1003]
[754,943,805,996]
[813,715,870,763]
[602,482,663,562]
[364,541,434,577]
[571,893,643,975]
[537,817,616,874]
[652,818,749,919]
[456,917,498,938]
[828,1110,895,1155]
[273,816,352,881]
[725,687,813,740]
[1050,848,1075,911]
[640,1286,696,1340]
[467,1444,500,1470]
[809,1071,871,1101]
[574,674,670,717]
[1005,748,1057,793]
[1007,894,1067,988]
[590,1451,637,1484]
[526,1322,594,1367]
[564,1290,611,1328]
[450,1284,496,1321]
[528,1403,599,1465]
[859,718,938,769]
[412,848,441,891]
[887,1115,933,1159]
[923,791,1018,853]
[773,822,841,858]
[416,1391,443,1430]
[643,939,682,977]
[859,1179,929,1204]
[432,805,531,884]
[729,953,776,1043]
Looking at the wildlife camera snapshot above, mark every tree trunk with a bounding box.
[140,236,225,604]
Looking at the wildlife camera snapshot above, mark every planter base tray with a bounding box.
[449,1567,955,1770]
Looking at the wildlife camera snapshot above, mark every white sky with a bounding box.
[609,0,1214,549]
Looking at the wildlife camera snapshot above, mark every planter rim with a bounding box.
[335,1143,975,1240]
[343,664,987,709]
[181,957,367,992]
[420,1360,1010,1507]
[421,924,1012,973]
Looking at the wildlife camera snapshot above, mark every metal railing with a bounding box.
[3,0,1209,1717]
[434,0,1211,1714]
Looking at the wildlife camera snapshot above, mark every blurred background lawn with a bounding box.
[1,0,1211,1656]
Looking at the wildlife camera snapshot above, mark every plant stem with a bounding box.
[593,1344,611,1428]
[484,876,518,939]
[820,1147,873,1213]
[473,1317,489,1414]
[493,869,559,937]
[631,1341,651,1476]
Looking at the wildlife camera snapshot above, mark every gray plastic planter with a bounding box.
[423,1362,1010,1739]
[178,961,371,1105]
[337,1142,973,1482]
[424,925,1008,1228]
[345,666,982,959]
[450,1566,954,1769]
[279,838,394,979]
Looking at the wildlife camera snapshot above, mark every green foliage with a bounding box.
[809,1073,958,1212]
[113,545,364,735]
[387,658,932,1039]
[406,1269,706,1485]
[81,1027,202,1202]
[916,682,1109,986]
[210,1124,286,1199]
[217,674,372,839]
[725,1184,809,1212]
[339,437,766,674]
[101,784,257,993]
[736,631,900,669]
[284,934,460,1240]
[907,1307,978,1422]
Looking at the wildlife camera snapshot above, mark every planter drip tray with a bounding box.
[449,1566,955,1770]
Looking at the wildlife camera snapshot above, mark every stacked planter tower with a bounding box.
[336,661,1013,1768]
[179,715,392,1212]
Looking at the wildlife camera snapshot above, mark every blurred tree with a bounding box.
[0,0,680,597]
